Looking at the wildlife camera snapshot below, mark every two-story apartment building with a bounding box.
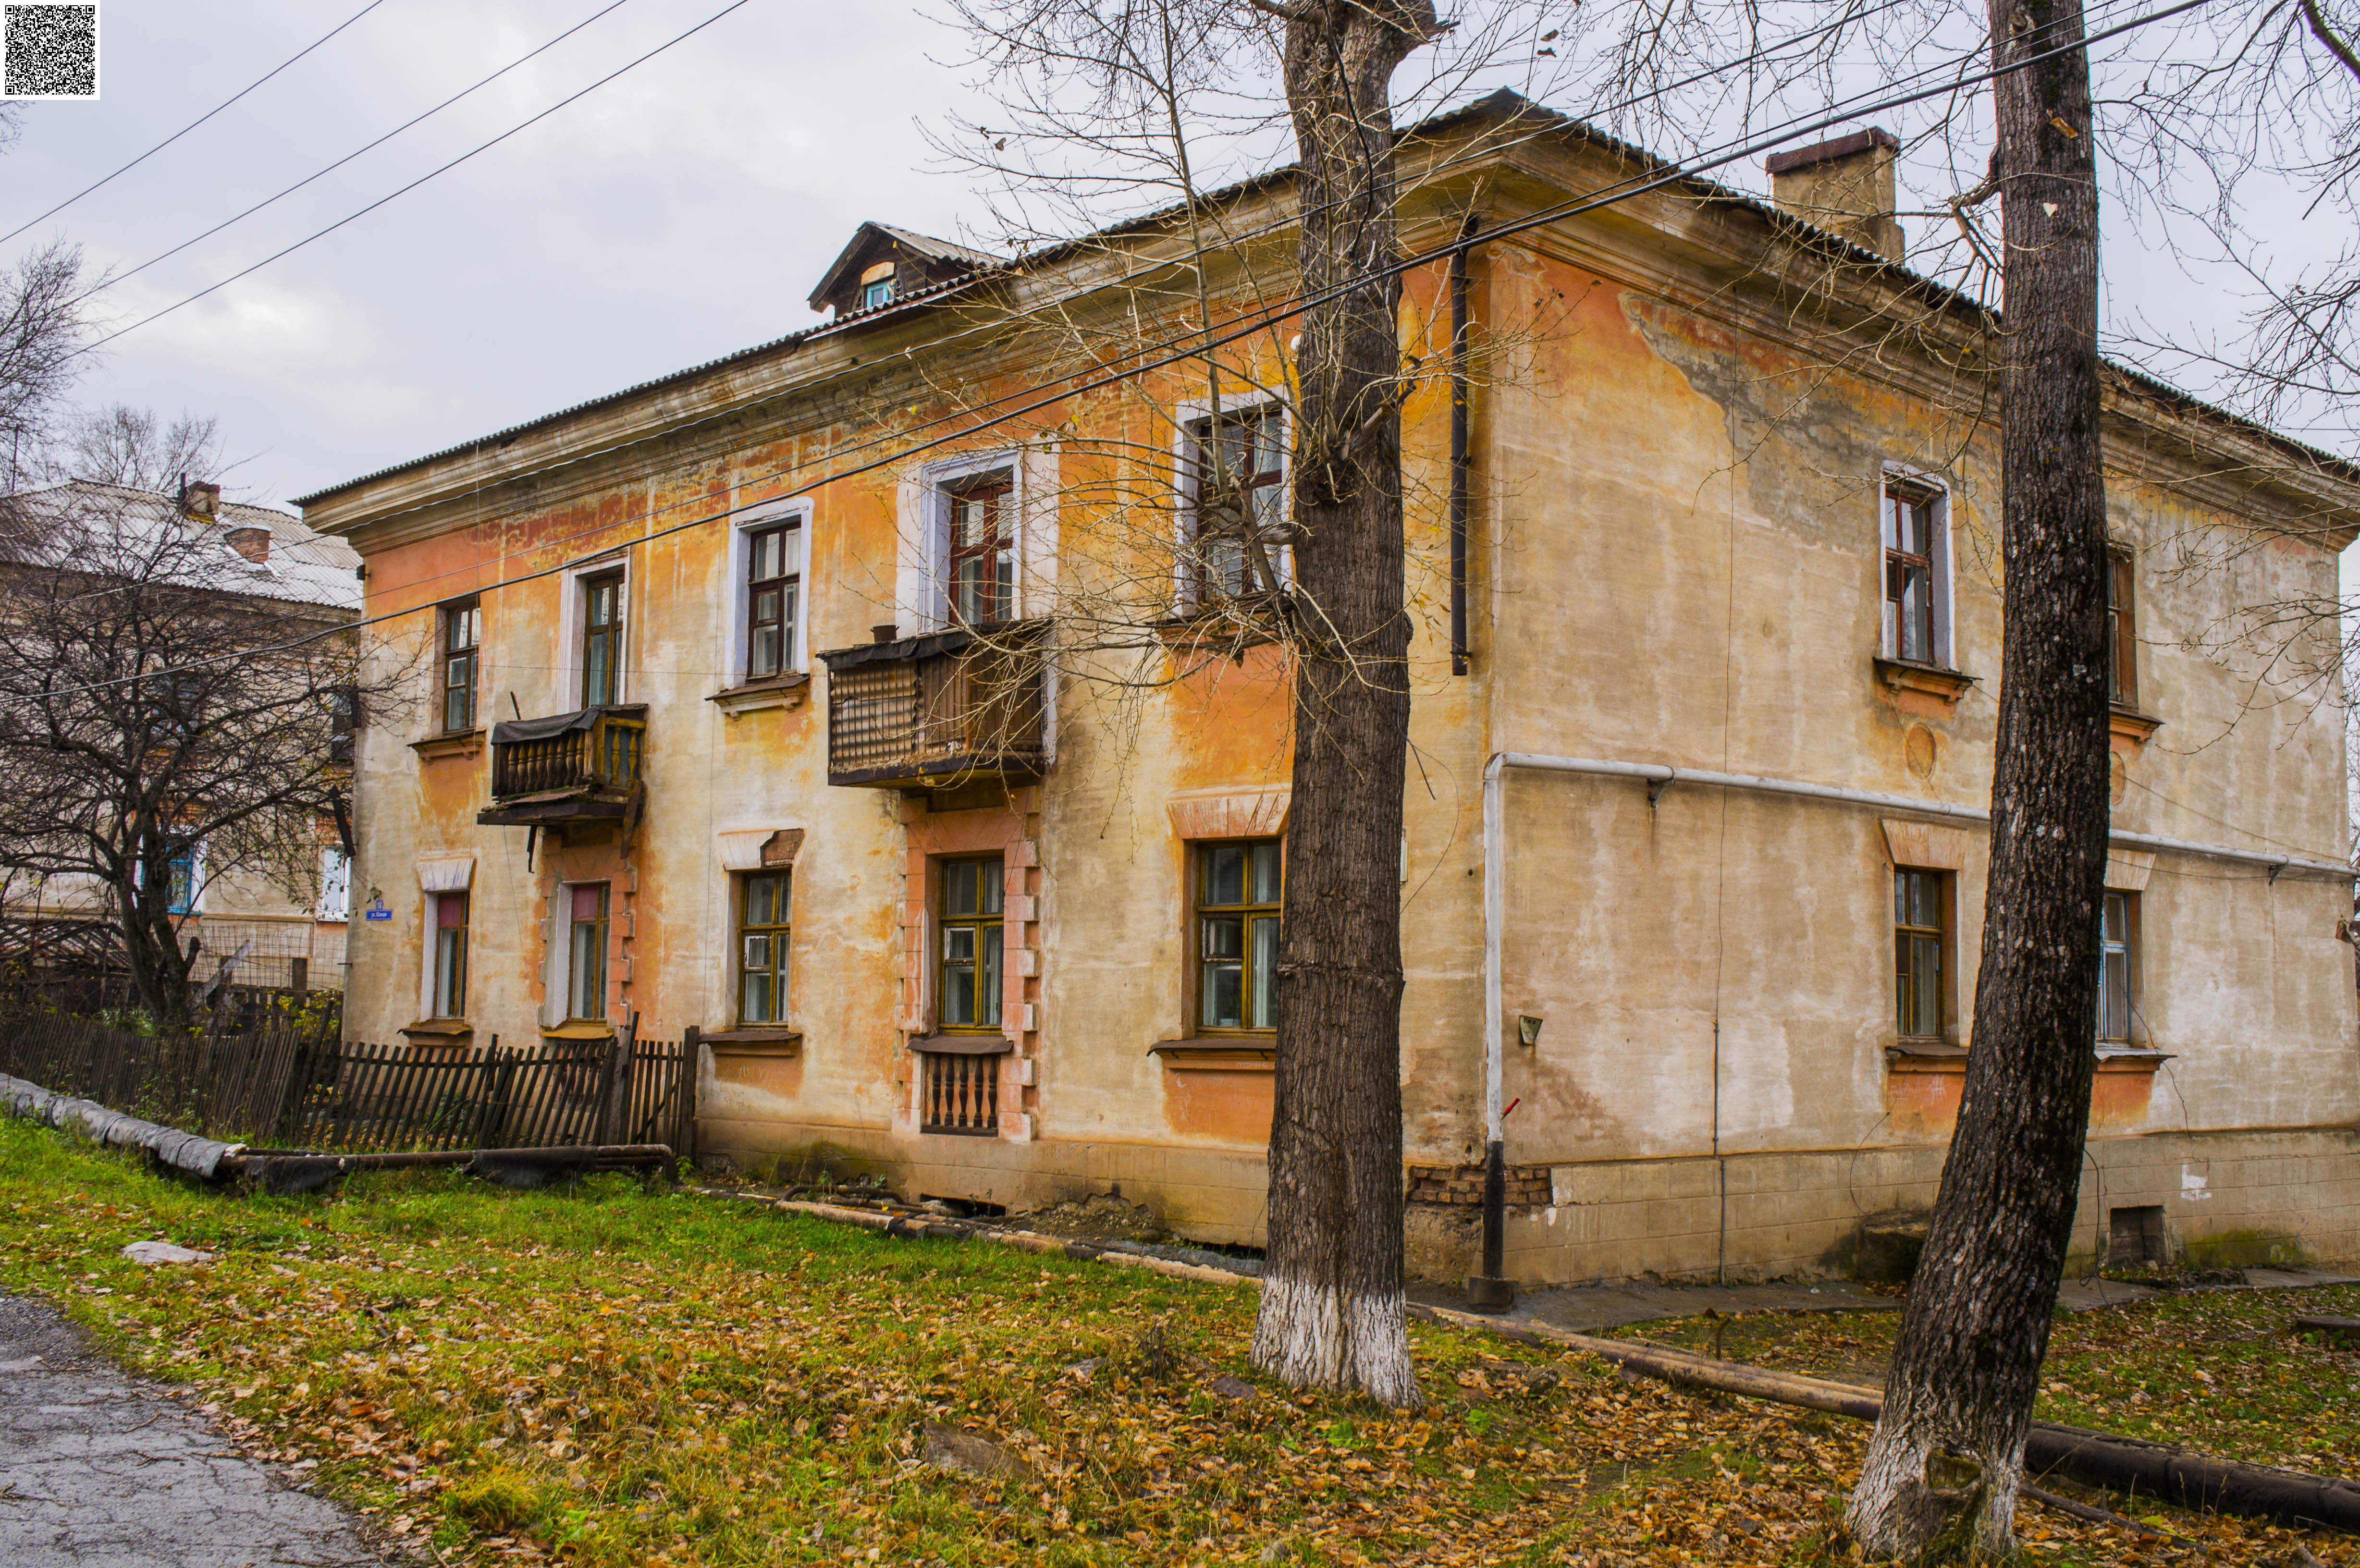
[301,95,2360,1283]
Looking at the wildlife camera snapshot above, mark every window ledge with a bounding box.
[707,673,809,716]
[399,1018,473,1044]
[910,1033,1014,1056]
[1885,1039,1967,1070]
[543,1021,617,1043]
[2096,1045,2174,1070]
[411,729,484,760]
[2109,706,2162,747]
[1151,1038,1277,1071]
[1873,659,1976,711]
[701,1027,801,1056]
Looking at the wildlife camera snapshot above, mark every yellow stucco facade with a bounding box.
[304,103,2360,1283]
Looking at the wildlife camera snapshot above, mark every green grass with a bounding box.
[3,1115,2351,1566]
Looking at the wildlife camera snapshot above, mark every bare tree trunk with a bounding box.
[1846,0,2112,1557]
[1249,0,1435,1409]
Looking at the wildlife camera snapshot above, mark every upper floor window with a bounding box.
[745,522,802,681]
[319,847,351,922]
[1894,867,1947,1041]
[2106,550,2138,708]
[1881,478,1949,667]
[165,846,202,916]
[938,856,1004,1031]
[567,882,609,1021]
[738,870,790,1024]
[1195,838,1281,1033]
[947,473,1015,625]
[2097,891,2135,1043]
[863,276,895,309]
[440,598,480,732]
[433,891,469,1018]
[1188,406,1285,599]
[581,573,624,708]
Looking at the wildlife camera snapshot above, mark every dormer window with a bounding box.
[863,277,895,310]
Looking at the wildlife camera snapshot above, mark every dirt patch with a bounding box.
[1012,1192,1168,1242]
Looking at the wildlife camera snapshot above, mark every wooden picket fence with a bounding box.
[0,1009,696,1157]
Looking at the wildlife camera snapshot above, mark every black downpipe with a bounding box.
[1449,216,1478,677]
[1481,1137,1505,1278]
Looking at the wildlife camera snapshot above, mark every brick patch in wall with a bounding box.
[1406,1162,1552,1209]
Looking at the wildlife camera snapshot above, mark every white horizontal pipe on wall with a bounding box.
[1478,750,2351,1147]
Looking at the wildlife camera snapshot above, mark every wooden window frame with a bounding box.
[742,522,801,682]
[862,276,895,310]
[945,473,1016,627]
[432,891,469,1019]
[935,856,1005,1033]
[580,572,625,709]
[2106,549,2139,710]
[1883,481,1942,667]
[1186,406,1286,600]
[439,597,480,733]
[2097,890,2138,1044]
[566,882,610,1023]
[1893,867,1951,1042]
[737,870,792,1026]
[1192,837,1283,1036]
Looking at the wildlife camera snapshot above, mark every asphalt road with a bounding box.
[0,1290,389,1568]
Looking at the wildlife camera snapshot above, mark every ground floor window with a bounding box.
[1893,868,1947,1041]
[568,883,609,1021]
[937,856,1004,1031]
[738,870,790,1024]
[432,892,468,1018]
[1195,838,1281,1033]
[2098,891,2135,1042]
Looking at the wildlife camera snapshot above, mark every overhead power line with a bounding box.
[80,0,755,352]
[0,0,395,248]
[9,0,2205,704]
[76,0,643,306]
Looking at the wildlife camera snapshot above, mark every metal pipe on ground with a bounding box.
[225,1144,675,1195]
[1414,1303,2360,1533]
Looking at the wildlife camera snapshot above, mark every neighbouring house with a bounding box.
[301,94,2360,1283]
[0,479,361,1000]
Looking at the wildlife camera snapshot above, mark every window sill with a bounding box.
[543,1021,617,1043]
[400,1018,473,1044]
[1151,1038,1277,1071]
[911,1033,1014,1056]
[411,729,484,760]
[1887,1041,2173,1073]
[2109,706,2162,748]
[707,673,809,716]
[1872,658,1975,712]
[1154,597,1289,651]
[700,1027,801,1056]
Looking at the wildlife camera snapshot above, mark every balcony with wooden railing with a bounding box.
[478,705,647,827]
[819,622,1047,788]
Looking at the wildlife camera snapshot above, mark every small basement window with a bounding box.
[2108,1204,2166,1267]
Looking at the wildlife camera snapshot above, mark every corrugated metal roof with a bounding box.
[294,88,2359,511]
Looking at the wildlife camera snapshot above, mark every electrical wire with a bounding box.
[79,0,755,352]
[0,0,396,248]
[6,0,2210,704]
[73,0,643,306]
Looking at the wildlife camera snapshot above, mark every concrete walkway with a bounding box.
[0,1291,389,1568]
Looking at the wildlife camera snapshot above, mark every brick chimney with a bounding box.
[1766,128,1904,264]
[224,525,271,564]
[176,478,221,519]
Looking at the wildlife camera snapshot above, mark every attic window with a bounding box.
[860,261,896,310]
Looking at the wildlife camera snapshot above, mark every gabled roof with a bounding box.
[4,480,362,612]
[806,221,1003,312]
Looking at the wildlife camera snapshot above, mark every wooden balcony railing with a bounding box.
[479,705,647,827]
[820,622,1047,788]
[920,1050,1002,1136]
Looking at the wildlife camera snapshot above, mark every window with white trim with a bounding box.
[727,510,806,683]
[1184,405,1288,600]
[318,847,351,921]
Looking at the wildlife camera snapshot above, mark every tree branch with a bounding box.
[2303,0,2360,83]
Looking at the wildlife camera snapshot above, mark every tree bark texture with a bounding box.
[1249,0,1435,1409]
[1846,1,2112,1558]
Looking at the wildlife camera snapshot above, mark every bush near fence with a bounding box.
[0,1010,695,1156]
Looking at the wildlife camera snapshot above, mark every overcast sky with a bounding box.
[2,0,2350,525]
